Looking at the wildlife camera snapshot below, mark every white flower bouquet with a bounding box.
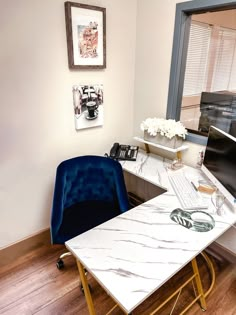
[140,118,188,148]
[140,118,188,139]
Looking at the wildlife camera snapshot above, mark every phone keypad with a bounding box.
[118,145,139,161]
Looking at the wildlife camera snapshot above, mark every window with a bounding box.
[180,20,236,136]
[183,23,236,96]
[167,0,236,145]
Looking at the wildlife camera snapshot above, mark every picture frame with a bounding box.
[72,84,104,130]
[64,1,106,69]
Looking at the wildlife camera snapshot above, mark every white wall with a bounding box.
[0,0,137,248]
[134,0,177,132]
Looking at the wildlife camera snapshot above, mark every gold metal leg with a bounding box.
[150,256,208,315]
[150,274,196,315]
[200,251,216,298]
[176,151,182,161]
[76,260,96,315]
[191,257,207,311]
[75,255,211,315]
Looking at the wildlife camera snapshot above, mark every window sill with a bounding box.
[186,132,207,146]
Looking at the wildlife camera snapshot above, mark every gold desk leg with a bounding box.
[77,260,96,315]
[191,257,207,311]
[201,251,216,298]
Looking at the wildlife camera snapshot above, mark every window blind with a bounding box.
[211,27,236,92]
[229,46,236,90]
[183,21,212,96]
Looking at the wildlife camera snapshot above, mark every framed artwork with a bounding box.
[72,84,104,130]
[64,2,106,69]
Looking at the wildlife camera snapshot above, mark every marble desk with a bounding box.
[65,150,236,314]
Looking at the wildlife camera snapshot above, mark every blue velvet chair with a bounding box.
[50,155,130,268]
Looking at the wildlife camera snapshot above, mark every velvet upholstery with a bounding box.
[50,155,130,244]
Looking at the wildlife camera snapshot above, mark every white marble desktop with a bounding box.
[120,150,171,190]
[66,150,236,314]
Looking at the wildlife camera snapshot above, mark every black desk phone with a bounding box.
[110,143,139,161]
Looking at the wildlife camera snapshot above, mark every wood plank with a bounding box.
[0,242,236,315]
[0,229,51,268]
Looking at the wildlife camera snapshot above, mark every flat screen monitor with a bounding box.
[201,126,236,207]
[198,91,236,136]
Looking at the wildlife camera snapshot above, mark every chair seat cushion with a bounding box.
[58,200,120,241]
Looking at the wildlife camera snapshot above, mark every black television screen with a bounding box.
[201,126,236,206]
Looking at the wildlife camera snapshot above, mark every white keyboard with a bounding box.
[168,171,208,210]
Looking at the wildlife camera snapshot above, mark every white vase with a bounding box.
[144,131,183,149]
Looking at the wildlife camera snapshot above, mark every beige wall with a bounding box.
[134,0,176,135]
[133,0,191,136]
[0,0,137,248]
[133,0,202,165]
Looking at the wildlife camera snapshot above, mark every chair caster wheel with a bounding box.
[56,259,64,269]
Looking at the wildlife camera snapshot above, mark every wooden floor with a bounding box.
[0,243,236,315]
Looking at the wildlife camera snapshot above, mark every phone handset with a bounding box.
[110,142,119,158]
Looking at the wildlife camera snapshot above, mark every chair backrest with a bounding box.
[50,155,130,244]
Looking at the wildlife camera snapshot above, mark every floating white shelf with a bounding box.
[134,136,189,153]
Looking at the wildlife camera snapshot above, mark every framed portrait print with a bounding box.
[64,2,106,69]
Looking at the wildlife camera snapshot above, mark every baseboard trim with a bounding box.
[206,241,236,263]
[0,228,51,268]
